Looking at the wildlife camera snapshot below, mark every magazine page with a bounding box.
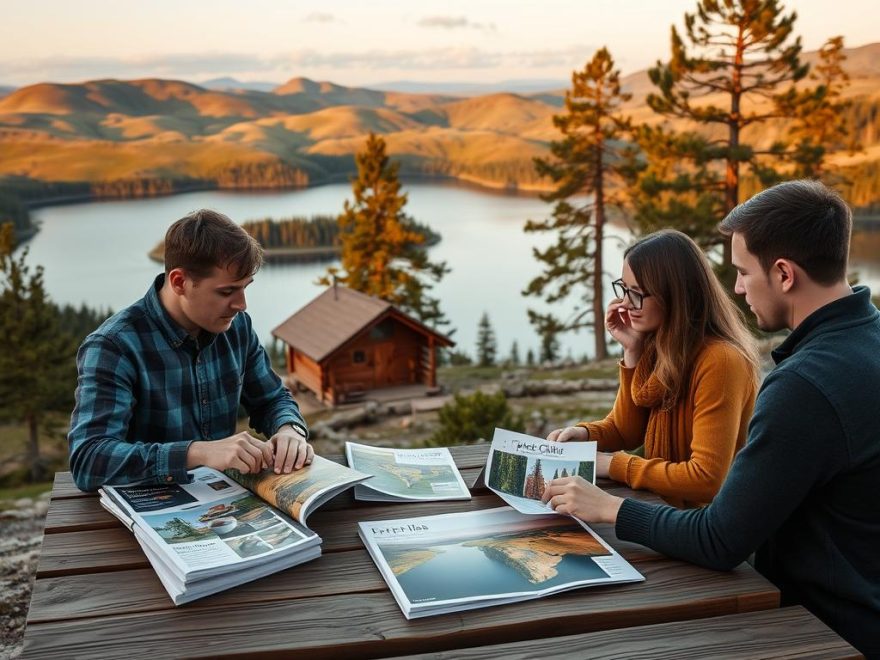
[345,442,471,502]
[227,455,369,525]
[104,467,319,579]
[358,506,643,619]
[486,428,597,514]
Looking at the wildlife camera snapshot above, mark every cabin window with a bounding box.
[369,319,394,341]
[352,350,366,364]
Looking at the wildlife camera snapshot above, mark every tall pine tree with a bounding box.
[0,223,78,481]
[784,36,858,181]
[635,0,814,265]
[321,133,449,328]
[524,47,631,361]
[476,312,497,367]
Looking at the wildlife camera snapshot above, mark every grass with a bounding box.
[0,481,52,506]
[528,364,620,381]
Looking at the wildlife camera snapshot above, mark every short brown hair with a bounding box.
[719,180,851,285]
[164,209,263,280]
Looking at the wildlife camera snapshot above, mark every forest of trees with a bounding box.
[241,215,440,250]
[0,223,112,483]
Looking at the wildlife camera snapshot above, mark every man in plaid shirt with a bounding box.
[68,209,312,492]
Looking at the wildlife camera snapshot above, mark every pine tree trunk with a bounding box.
[724,25,746,268]
[593,165,608,361]
[27,412,42,483]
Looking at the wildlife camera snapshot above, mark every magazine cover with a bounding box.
[359,506,643,618]
[228,455,369,524]
[345,442,471,502]
[486,428,597,514]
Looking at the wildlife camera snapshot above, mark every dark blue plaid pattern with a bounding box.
[68,274,306,492]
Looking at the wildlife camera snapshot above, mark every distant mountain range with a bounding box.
[0,42,878,201]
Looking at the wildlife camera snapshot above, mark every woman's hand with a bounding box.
[596,451,614,479]
[541,476,623,524]
[547,426,589,442]
[605,298,646,367]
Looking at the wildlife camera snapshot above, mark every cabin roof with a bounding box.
[271,285,454,362]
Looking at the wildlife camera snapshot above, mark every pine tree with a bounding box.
[634,0,814,265]
[784,36,859,181]
[476,312,497,367]
[524,48,631,361]
[539,327,561,364]
[0,223,78,481]
[320,133,449,327]
[509,341,521,367]
[526,348,536,367]
[577,460,595,482]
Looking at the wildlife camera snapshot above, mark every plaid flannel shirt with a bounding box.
[68,274,306,492]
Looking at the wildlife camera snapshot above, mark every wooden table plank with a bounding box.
[390,606,859,660]
[23,559,778,659]
[28,549,387,623]
[29,540,763,625]
[46,443,492,501]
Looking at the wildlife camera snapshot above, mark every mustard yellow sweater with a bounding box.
[580,340,756,508]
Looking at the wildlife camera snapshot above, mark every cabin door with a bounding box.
[373,342,396,387]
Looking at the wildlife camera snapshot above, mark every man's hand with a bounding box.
[596,451,614,479]
[268,425,314,474]
[547,426,590,442]
[187,432,273,473]
[541,475,623,524]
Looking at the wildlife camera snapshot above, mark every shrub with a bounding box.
[428,390,524,446]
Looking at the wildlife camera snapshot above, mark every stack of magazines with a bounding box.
[99,456,368,605]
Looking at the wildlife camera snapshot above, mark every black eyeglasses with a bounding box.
[612,279,652,310]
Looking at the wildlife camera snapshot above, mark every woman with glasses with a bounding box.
[547,229,759,507]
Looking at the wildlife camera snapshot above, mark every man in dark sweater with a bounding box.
[543,180,880,656]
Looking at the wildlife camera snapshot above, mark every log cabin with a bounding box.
[272,285,454,406]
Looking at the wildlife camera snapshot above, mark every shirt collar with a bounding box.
[771,285,878,365]
[143,273,194,349]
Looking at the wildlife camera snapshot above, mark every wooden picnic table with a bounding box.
[23,443,860,659]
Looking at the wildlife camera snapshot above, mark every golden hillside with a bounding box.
[0,42,878,200]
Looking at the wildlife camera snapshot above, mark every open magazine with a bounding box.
[359,506,644,619]
[485,428,597,514]
[100,455,368,605]
[345,442,471,502]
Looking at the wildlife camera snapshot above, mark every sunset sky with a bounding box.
[1,0,876,88]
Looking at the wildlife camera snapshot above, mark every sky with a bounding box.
[0,0,876,88]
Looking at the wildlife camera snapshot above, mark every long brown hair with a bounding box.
[625,229,759,405]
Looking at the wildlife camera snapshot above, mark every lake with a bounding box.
[21,182,880,359]
[22,183,633,359]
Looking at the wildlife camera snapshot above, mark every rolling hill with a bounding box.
[0,43,878,205]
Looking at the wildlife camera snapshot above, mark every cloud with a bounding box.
[417,16,496,31]
[303,13,340,24]
[0,45,593,85]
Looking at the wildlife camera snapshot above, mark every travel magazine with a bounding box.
[486,428,597,514]
[345,442,471,502]
[99,455,369,605]
[358,506,644,619]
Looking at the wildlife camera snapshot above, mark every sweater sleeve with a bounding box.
[580,363,650,452]
[614,369,841,570]
[608,343,754,504]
